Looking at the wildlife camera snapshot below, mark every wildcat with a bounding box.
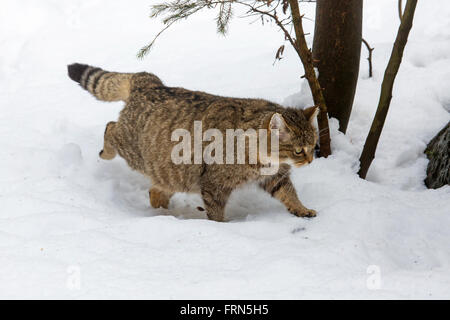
[67,63,318,222]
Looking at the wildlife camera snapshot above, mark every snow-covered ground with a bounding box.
[1,0,449,299]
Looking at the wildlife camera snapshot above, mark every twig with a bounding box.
[137,20,176,59]
[362,38,374,78]
[398,0,403,21]
[235,1,297,50]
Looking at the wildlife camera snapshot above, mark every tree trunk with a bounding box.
[425,122,450,189]
[288,0,331,157]
[313,0,363,133]
[358,0,418,179]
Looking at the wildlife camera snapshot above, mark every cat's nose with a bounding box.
[306,153,314,163]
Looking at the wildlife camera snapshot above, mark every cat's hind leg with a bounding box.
[149,187,173,209]
[99,121,117,160]
[200,181,232,222]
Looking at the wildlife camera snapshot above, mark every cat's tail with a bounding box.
[67,63,133,102]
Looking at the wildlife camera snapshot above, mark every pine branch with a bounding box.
[139,0,218,57]
[141,0,317,56]
[216,2,233,34]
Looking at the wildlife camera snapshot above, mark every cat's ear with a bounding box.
[303,106,319,125]
[269,113,290,142]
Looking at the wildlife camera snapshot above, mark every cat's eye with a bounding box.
[294,148,304,156]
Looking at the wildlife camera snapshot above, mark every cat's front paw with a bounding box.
[149,188,170,209]
[288,207,317,218]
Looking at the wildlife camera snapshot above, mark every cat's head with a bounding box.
[268,106,319,167]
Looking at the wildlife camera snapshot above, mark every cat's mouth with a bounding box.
[294,161,308,167]
[280,158,313,167]
[293,158,313,167]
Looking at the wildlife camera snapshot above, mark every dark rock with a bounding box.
[425,122,450,189]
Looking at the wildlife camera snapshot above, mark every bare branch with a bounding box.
[362,38,374,78]
[288,0,331,157]
[235,1,297,50]
[359,0,418,178]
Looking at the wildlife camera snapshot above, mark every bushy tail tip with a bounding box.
[67,63,90,83]
[67,63,132,102]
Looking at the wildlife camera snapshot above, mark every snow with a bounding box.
[1,0,449,299]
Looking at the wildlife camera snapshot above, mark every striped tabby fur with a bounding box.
[67,63,318,221]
